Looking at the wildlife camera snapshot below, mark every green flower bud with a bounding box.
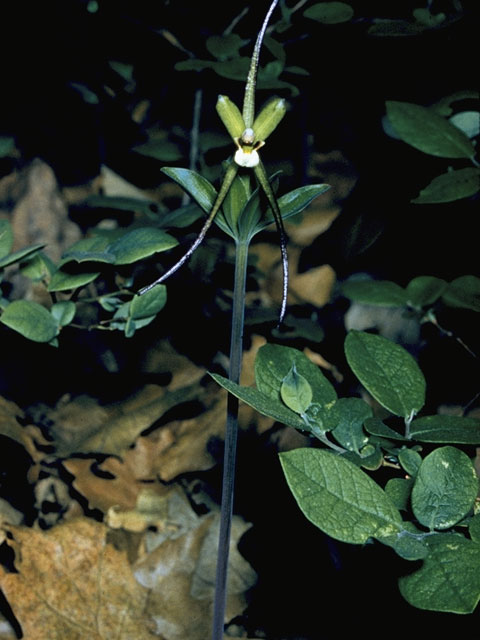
[252,97,286,142]
[216,95,246,140]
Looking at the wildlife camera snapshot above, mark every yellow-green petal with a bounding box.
[216,95,246,140]
[252,97,286,142]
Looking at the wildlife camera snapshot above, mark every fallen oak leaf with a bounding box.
[0,518,158,640]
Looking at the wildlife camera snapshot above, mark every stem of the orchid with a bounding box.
[138,162,238,295]
[242,0,279,128]
[211,238,249,640]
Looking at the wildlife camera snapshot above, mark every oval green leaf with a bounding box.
[0,300,58,342]
[386,101,475,158]
[406,276,447,308]
[109,227,177,265]
[130,286,167,320]
[331,397,371,453]
[412,168,480,204]
[304,2,354,24]
[410,415,480,444]
[254,184,330,233]
[161,167,217,214]
[411,446,478,530]
[0,220,13,259]
[280,364,313,414]
[345,330,426,418]
[442,275,480,312]
[279,448,404,544]
[50,301,76,327]
[341,279,407,307]
[399,534,480,613]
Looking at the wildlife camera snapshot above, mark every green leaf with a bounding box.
[280,364,313,414]
[386,101,476,158]
[364,417,407,441]
[210,373,306,431]
[130,286,167,320]
[442,275,480,312]
[50,301,76,327]
[19,252,56,282]
[60,236,114,265]
[0,300,58,342]
[341,279,407,307]
[393,532,429,560]
[0,243,45,269]
[109,227,178,265]
[279,448,404,544]
[411,446,478,530]
[345,331,426,418]
[398,448,422,477]
[331,398,371,453]
[48,268,100,292]
[0,220,13,259]
[255,344,337,415]
[470,515,480,543]
[385,477,414,511]
[412,168,480,204]
[174,59,217,73]
[410,415,480,445]
[405,276,447,308]
[84,195,161,217]
[304,2,354,24]
[254,184,330,232]
[133,140,183,162]
[213,57,250,81]
[161,167,217,214]
[399,534,480,613]
[206,34,246,61]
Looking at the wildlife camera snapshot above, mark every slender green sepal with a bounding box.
[253,97,287,142]
[138,161,238,294]
[254,159,288,324]
[216,95,246,140]
[242,0,279,128]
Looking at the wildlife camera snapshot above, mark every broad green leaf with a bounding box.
[254,344,337,417]
[84,195,161,217]
[254,184,330,232]
[386,101,475,158]
[331,397,371,453]
[60,236,114,265]
[133,140,183,162]
[399,534,480,613]
[109,227,177,265]
[129,286,166,320]
[385,478,414,511]
[364,417,406,441]
[50,301,76,327]
[304,2,354,24]
[410,415,480,445]
[206,34,246,61]
[221,174,252,238]
[0,243,45,269]
[470,515,480,542]
[280,365,313,414]
[442,275,480,312]
[161,167,217,214]
[19,252,56,282]
[48,268,100,292]
[0,220,13,258]
[405,276,447,308]
[449,111,480,138]
[175,59,217,73]
[398,448,422,476]
[411,446,478,530]
[345,331,426,418]
[210,373,306,431]
[279,448,404,544]
[0,300,58,342]
[393,532,429,560]
[412,168,480,204]
[213,57,250,81]
[341,279,407,307]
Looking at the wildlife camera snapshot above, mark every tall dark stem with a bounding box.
[211,239,249,640]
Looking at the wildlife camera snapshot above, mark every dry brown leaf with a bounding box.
[0,396,34,455]
[0,518,158,639]
[134,491,256,640]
